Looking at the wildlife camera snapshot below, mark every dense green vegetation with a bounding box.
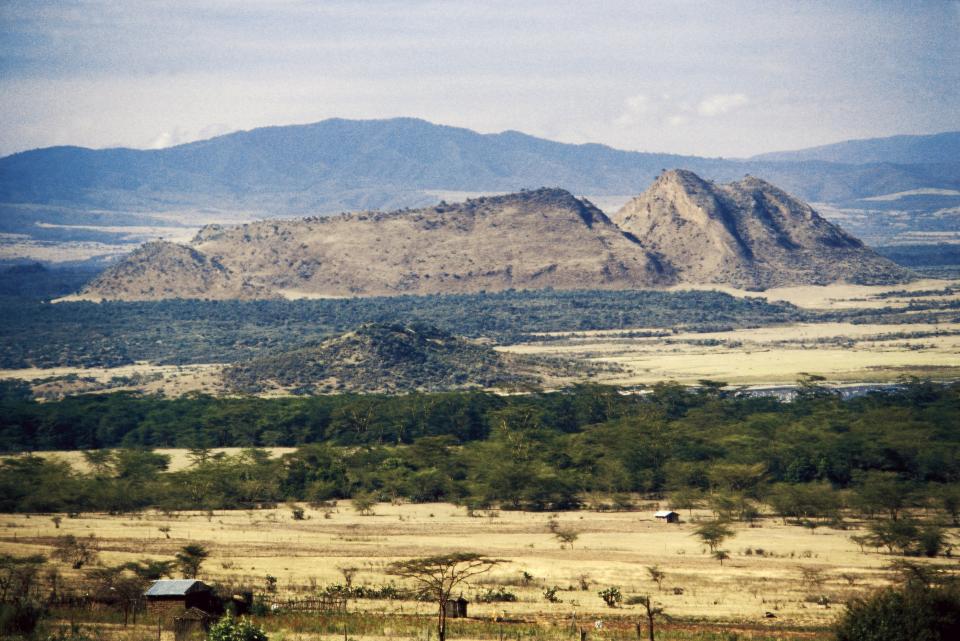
[0,290,805,368]
[1,380,957,516]
[0,263,103,300]
[223,323,555,394]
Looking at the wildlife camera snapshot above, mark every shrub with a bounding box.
[475,586,517,603]
[0,600,44,637]
[208,616,269,641]
[598,586,622,608]
[835,582,960,641]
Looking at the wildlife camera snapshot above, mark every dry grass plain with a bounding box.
[500,321,960,386]
[4,501,955,639]
[500,278,960,386]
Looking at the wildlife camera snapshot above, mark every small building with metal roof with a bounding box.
[654,510,680,523]
[144,580,217,622]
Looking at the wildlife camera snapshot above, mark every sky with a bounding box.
[1,0,958,158]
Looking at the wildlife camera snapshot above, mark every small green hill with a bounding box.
[223,323,563,394]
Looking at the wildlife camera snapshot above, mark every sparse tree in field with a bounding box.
[865,518,920,555]
[387,553,504,641]
[646,565,666,592]
[290,505,306,520]
[125,559,174,581]
[634,595,665,641]
[53,534,99,569]
[800,567,826,590]
[338,565,358,588]
[553,528,580,549]
[712,550,730,566]
[175,544,209,578]
[352,493,377,516]
[554,527,579,549]
[546,516,560,533]
[693,520,734,553]
[51,516,61,529]
[159,526,171,539]
[668,488,703,516]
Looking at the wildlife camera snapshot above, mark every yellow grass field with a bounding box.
[3,501,953,638]
[500,321,960,386]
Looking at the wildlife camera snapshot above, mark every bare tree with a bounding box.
[339,565,359,588]
[53,534,99,569]
[387,553,503,641]
[646,565,666,592]
[634,595,665,641]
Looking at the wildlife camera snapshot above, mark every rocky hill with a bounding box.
[80,172,914,300]
[80,241,272,300]
[223,323,568,394]
[612,170,914,290]
[82,188,673,299]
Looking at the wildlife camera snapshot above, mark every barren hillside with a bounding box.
[83,188,672,299]
[613,170,913,289]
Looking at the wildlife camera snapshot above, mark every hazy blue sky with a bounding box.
[1,1,958,157]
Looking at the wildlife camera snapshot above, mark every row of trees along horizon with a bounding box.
[1,379,958,541]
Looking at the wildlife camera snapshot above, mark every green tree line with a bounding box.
[1,380,958,515]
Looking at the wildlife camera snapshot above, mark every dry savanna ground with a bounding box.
[500,279,960,386]
[3,501,954,640]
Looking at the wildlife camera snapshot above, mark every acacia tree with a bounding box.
[554,528,579,549]
[693,521,734,553]
[175,544,209,578]
[387,553,503,641]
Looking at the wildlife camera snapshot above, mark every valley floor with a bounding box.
[5,502,946,638]
[2,279,959,398]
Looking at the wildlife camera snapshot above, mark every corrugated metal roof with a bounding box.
[144,579,208,596]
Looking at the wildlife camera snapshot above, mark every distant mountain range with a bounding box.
[80,170,912,300]
[2,118,959,216]
[751,131,960,165]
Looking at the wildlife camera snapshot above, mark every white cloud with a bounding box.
[697,93,750,117]
[150,132,175,149]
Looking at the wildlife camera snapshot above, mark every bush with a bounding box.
[0,601,44,637]
[598,586,622,608]
[835,582,960,641]
[208,616,269,641]
[475,586,518,603]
